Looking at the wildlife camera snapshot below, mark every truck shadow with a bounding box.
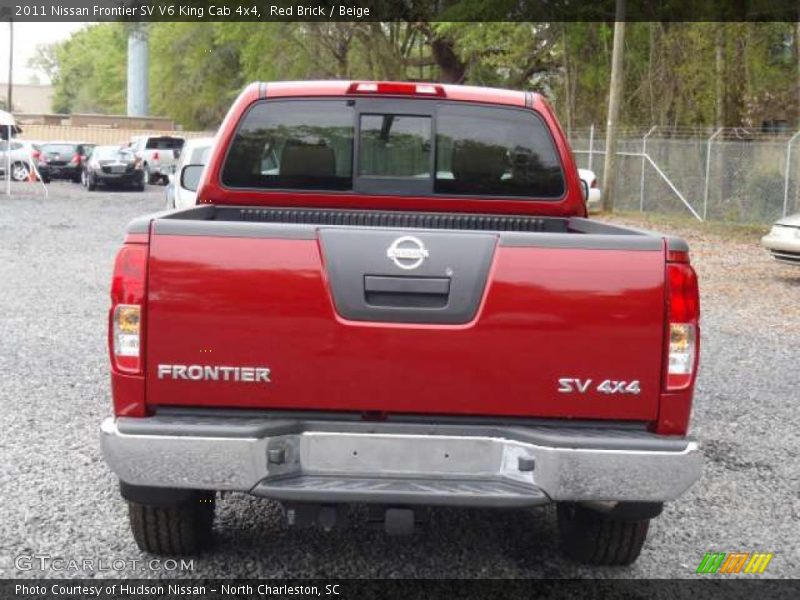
[202,495,593,578]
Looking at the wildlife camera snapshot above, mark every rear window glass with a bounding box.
[94,146,131,160]
[42,144,77,154]
[145,137,184,150]
[358,114,431,178]
[222,100,354,191]
[221,99,564,199]
[434,105,564,198]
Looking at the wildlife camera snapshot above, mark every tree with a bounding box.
[602,0,626,212]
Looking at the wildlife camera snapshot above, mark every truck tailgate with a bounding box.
[143,210,667,421]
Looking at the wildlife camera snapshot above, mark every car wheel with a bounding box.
[557,503,650,566]
[87,174,97,191]
[128,491,215,555]
[11,162,30,182]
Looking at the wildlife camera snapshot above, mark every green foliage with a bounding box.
[44,24,127,114]
[34,21,799,131]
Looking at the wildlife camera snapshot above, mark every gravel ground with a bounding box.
[0,183,798,579]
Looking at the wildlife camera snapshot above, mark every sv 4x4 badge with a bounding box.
[558,378,641,395]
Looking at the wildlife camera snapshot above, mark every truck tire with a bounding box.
[128,491,215,555]
[145,164,159,185]
[557,503,650,566]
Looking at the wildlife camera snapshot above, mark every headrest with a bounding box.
[451,141,508,183]
[280,142,336,177]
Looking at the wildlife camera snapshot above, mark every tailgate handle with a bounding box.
[364,275,450,295]
[364,275,450,309]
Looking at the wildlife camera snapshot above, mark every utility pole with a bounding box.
[602,0,625,212]
[6,20,13,112]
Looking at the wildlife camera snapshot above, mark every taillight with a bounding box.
[71,153,81,164]
[110,244,147,374]
[152,150,159,160]
[590,178,597,188]
[347,81,446,97]
[666,261,699,390]
[32,150,40,160]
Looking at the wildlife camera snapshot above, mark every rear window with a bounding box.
[42,144,77,155]
[222,99,564,199]
[145,137,184,150]
[94,146,131,160]
[358,114,431,178]
[222,100,354,191]
[435,105,564,198]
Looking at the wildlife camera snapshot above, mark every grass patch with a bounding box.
[595,210,769,242]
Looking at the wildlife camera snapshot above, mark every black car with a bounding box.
[37,142,95,183]
[81,145,145,191]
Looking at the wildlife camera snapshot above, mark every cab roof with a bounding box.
[255,80,545,110]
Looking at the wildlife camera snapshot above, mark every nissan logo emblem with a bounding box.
[386,236,429,270]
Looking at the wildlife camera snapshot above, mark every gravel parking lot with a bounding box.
[0,182,798,579]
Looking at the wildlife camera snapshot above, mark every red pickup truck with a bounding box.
[101,81,701,566]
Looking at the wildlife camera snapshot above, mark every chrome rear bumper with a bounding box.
[101,415,701,507]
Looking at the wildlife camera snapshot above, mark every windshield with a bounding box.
[189,145,212,165]
[145,137,184,150]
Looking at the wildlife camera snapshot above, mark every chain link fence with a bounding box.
[569,126,800,224]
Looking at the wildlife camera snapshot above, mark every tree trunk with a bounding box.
[602,0,626,212]
[796,20,800,128]
[430,37,466,83]
[562,25,573,135]
[715,24,725,127]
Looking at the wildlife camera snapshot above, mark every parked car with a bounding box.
[129,135,185,185]
[81,145,145,191]
[101,81,701,566]
[0,139,42,181]
[165,136,214,209]
[578,168,602,212]
[37,141,95,183]
[762,213,800,265]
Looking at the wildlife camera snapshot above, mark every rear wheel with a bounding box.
[87,174,97,191]
[128,491,215,555]
[557,503,650,566]
[145,164,159,185]
[11,162,30,182]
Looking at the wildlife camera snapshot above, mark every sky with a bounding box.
[0,22,89,85]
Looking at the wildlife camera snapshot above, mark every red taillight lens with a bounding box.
[590,179,597,188]
[110,244,147,374]
[152,151,159,160]
[32,150,40,160]
[666,262,699,390]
